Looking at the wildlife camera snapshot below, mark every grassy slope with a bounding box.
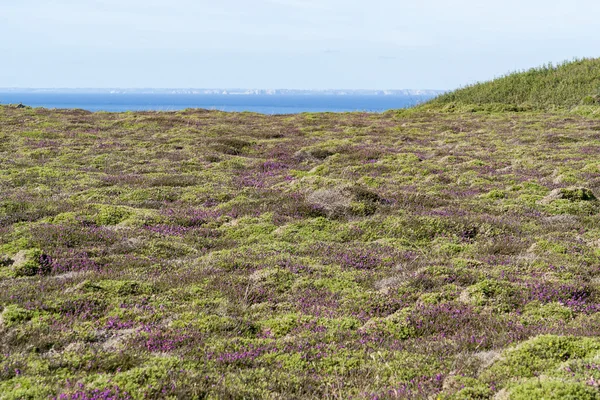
[2,106,600,398]
[424,58,600,111]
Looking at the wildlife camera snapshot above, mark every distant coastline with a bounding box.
[0,88,445,96]
[0,91,440,114]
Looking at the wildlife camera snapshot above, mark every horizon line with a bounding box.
[0,87,446,92]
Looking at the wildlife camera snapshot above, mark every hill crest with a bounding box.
[424,58,600,111]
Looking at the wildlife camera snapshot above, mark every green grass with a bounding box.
[424,58,600,111]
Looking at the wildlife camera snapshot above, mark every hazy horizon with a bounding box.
[0,89,438,113]
[0,87,444,92]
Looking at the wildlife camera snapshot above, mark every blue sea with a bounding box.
[0,93,435,114]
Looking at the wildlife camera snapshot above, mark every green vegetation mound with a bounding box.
[425,58,600,111]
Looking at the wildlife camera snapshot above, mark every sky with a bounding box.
[1,0,600,90]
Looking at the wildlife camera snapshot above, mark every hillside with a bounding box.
[424,58,600,110]
[2,105,600,398]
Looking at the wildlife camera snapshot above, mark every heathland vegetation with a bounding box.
[424,57,600,112]
[2,59,600,398]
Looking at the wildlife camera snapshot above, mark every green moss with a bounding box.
[318,349,365,374]
[278,217,349,243]
[545,199,600,216]
[141,237,198,258]
[85,357,185,399]
[260,313,309,338]
[0,376,53,400]
[369,351,447,383]
[51,211,79,224]
[171,312,236,334]
[484,335,600,383]
[322,316,361,333]
[521,301,573,325]
[438,242,466,255]
[360,309,416,340]
[118,187,180,203]
[311,274,361,294]
[559,187,597,202]
[2,304,34,327]
[348,200,378,216]
[221,214,278,243]
[260,352,308,372]
[464,279,521,312]
[508,379,600,400]
[484,189,507,199]
[418,290,458,305]
[534,239,568,255]
[94,204,133,225]
[442,376,492,399]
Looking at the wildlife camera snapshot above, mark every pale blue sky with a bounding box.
[1,0,599,90]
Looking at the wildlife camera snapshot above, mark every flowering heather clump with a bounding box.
[50,249,100,274]
[3,103,600,398]
[54,386,132,400]
[134,325,199,353]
